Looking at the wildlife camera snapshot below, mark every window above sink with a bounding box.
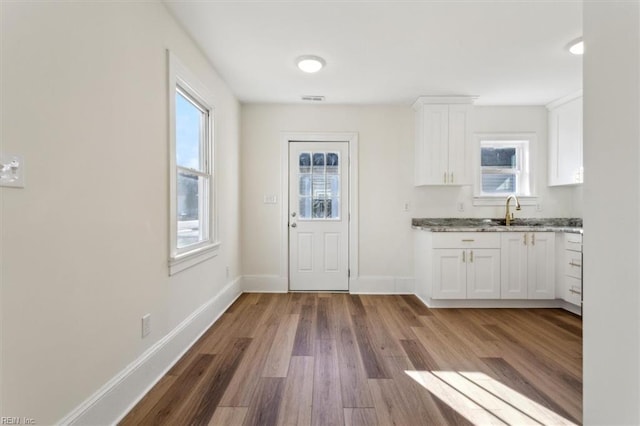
[473,133,539,206]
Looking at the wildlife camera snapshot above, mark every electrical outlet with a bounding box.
[226,266,230,280]
[536,203,543,212]
[457,202,465,212]
[141,314,151,338]
[403,202,410,212]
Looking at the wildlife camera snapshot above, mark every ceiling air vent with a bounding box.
[301,95,325,102]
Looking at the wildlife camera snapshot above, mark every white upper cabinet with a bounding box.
[413,97,474,186]
[547,92,583,186]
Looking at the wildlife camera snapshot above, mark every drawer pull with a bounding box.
[470,250,474,263]
[569,289,582,295]
[524,234,528,245]
[462,251,466,263]
[461,239,475,242]
[569,262,582,267]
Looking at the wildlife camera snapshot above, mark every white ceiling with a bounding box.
[164,1,582,106]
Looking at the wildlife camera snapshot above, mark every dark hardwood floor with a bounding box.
[120,293,582,425]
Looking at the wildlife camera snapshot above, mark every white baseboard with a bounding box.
[58,277,242,426]
[239,275,413,294]
[417,297,570,309]
[415,293,582,316]
[559,300,583,316]
[240,275,288,292]
[350,276,415,294]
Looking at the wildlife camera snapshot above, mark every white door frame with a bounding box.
[280,132,359,291]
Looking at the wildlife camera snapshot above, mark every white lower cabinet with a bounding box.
[415,231,556,306]
[561,233,583,308]
[467,249,502,299]
[431,233,501,299]
[433,248,501,299]
[500,232,555,300]
[432,249,466,299]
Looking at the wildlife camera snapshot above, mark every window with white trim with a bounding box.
[169,52,218,274]
[479,139,531,196]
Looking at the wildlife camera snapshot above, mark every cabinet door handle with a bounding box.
[569,288,582,295]
[523,234,528,245]
[444,172,447,183]
[462,251,465,263]
[569,261,582,267]
[450,172,454,183]
[470,250,474,263]
[461,239,475,242]
[532,234,535,246]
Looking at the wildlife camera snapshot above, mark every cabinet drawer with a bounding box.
[565,275,582,306]
[432,232,501,249]
[565,251,582,279]
[564,233,583,252]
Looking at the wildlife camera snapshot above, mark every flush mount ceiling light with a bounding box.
[567,38,584,55]
[296,55,326,73]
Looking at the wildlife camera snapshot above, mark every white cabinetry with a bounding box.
[547,92,583,186]
[432,233,501,299]
[561,233,583,308]
[501,232,555,299]
[413,97,474,186]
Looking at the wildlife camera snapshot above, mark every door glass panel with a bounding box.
[299,175,311,196]
[297,151,341,221]
[324,199,333,218]
[312,153,325,174]
[326,153,339,174]
[327,175,340,197]
[312,174,325,198]
[312,199,325,218]
[299,197,311,219]
[299,153,311,173]
[329,198,339,218]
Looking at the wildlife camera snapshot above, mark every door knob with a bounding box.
[291,212,297,217]
[291,223,297,228]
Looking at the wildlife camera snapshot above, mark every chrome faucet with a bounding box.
[505,194,521,226]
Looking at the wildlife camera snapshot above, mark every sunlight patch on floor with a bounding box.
[405,370,577,426]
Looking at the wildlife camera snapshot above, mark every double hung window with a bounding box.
[479,139,531,196]
[169,52,217,274]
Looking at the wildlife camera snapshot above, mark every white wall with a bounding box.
[241,105,415,289]
[241,104,579,290]
[583,2,640,424]
[0,2,241,423]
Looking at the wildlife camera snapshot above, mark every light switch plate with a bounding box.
[263,195,277,204]
[0,153,25,188]
[141,314,151,338]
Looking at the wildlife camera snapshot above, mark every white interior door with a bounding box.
[289,142,349,291]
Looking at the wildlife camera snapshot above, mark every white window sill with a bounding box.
[169,242,220,276]
[473,196,538,207]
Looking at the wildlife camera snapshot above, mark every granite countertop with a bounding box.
[412,217,583,234]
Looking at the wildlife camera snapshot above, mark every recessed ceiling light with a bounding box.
[296,55,326,73]
[568,38,584,55]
